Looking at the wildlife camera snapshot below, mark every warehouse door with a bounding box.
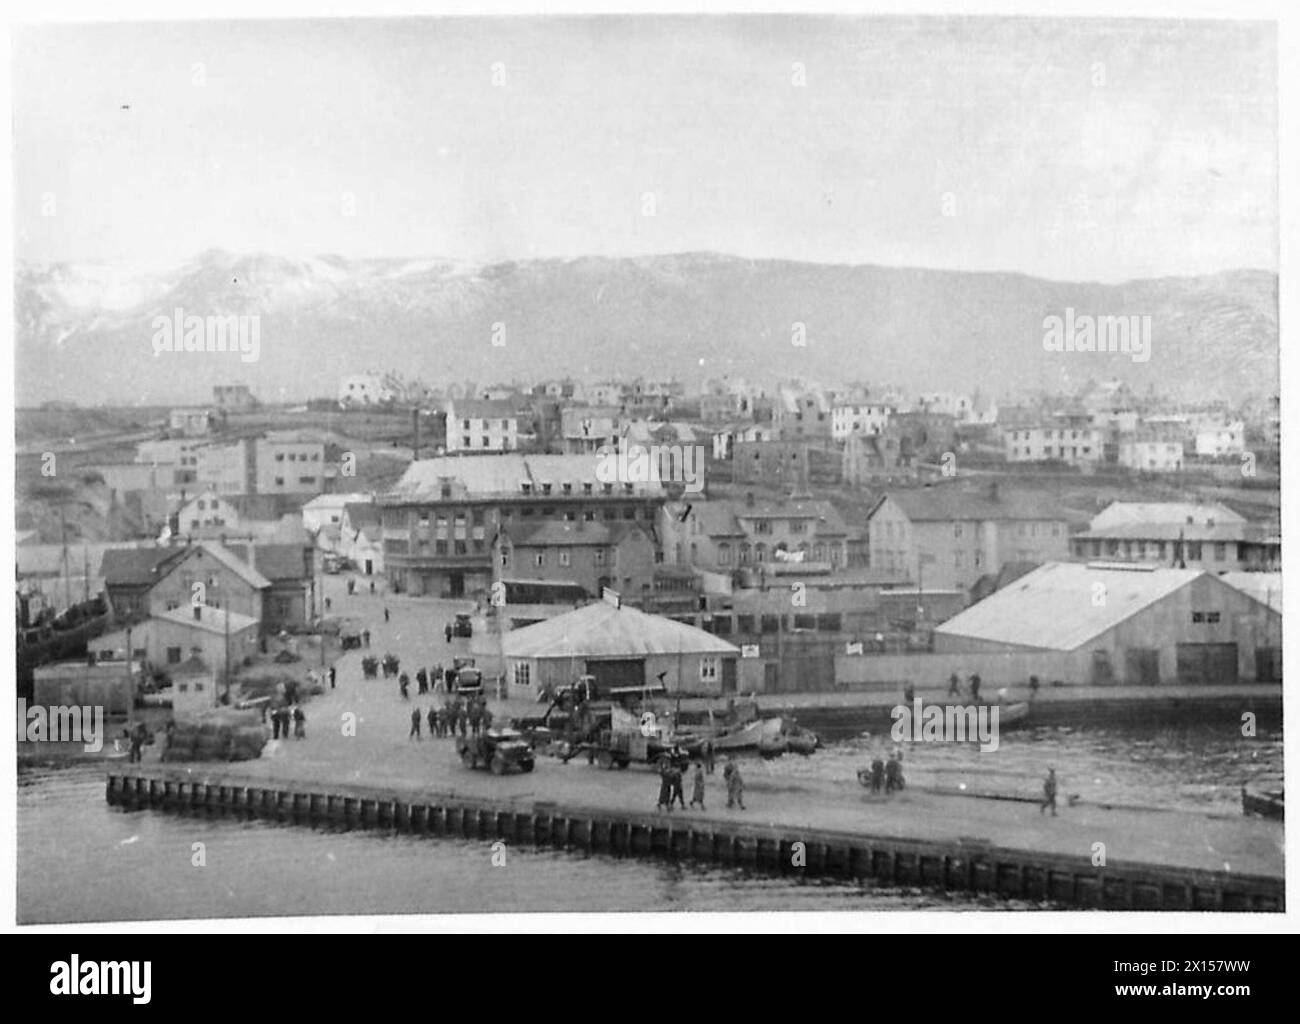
[1175,643,1239,685]
[1125,648,1160,686]
[587,658,644,691]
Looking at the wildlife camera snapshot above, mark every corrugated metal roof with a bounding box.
[934,562,1206,651]
[502,600,739,659]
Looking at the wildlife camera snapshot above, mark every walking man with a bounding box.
[947,672,962,697]
[445,622,453,644]
[384,607,390,623]
[689,763,706,810]
[417,667,428,695]
[329,665,336,690]
[1040,768,1058,816]
[468,701,482,738]
[409,708,422,740]
[704,738,715,775]
[399,672,410,699]
[362,629,370,648]
[427,706,437,739]
[724,757,745,810]
[670,763,686,809]
[293,705,306,739]
[969,672,982,702]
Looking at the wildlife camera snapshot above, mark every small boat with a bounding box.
[1241,777,1284,821]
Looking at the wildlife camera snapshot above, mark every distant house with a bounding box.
[340,502,383,575]
[1119,433,1185,473]
[176,490,240,534]
[1069,521,1279,572]
[169,407,212,437]
[213,384,257,412]
[1090,502,1246,531]
[661,495,849,573]
[301,492,373,535]
[560,406,624,454]
[773,386,832,442]
[445,398,521,453]
[224,542,316,629]
[338,373,394,407]
[831,401,894,442]
[1002,409,1102,466]
[92,605,259,680]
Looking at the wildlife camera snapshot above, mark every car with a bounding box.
[451,614,473,638]
[456,728,535,775]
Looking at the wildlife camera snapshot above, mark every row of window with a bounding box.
[273,452,321,461]
[711,542,842,566]
[1076,539,1232,561]
[461,419,514,430]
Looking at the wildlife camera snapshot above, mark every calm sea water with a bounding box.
[17,723,1279,923]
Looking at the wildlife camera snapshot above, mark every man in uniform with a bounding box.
[1040,768,1058,816]
[689,763,706,810]
[725,757,745,810]
[409,707,422,740]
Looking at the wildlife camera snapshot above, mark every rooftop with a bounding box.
[502,600,740,659]
[873,487,1067,523]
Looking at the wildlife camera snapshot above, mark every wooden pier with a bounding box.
[105,767,1283,911]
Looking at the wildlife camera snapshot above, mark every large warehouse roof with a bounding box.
[502,600,739,659]
[934,562,1206,651]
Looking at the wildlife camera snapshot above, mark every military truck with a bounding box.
[456,728,535,775]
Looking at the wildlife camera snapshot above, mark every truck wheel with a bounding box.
[461,749,476,769]
[490,755,505,775]
[616,758,630,769]
[522,761,534,773]
[597,750,614,770]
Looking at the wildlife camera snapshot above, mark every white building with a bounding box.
[830,403,894,442]
[338,373,394,407]
[1120,437,1185,473]
[445,398,521,453]
[176,490,240,533]
[1194,420,1246,458]
[1002,413,1102,465]
[301,493,373,535]
[168,408,211,437]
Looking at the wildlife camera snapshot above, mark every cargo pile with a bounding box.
[161,709,269,762]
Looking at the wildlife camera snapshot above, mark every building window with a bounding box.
[718,543,731,566]
[513,662,531,689]
[699,656,719,682]
[558,551,571,567]
[953,523,963,538]
[595,549,606,566]
[534,552,546,567]
[167,647,182,664]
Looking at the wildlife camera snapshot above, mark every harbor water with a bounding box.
[18,722,1281,923]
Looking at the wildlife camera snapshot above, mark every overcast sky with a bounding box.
[13,16,1277,282]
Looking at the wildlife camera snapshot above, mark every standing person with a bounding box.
[704,738,715,775]
[656,760,673,812]
[670,763,687,809]
[458,701,468,738]
[870,757,885,794]
[417,667,428,695]
[445,622,453,644]
[1029,675,1040,699]
[325,596,332,611]
[903,682,915,705]
[468,700,482,738]
[399,672,410,699]
[293,705,306,739]
[432,665,444,693]
[1040,768,1058,817]
[384,607,390,623]
[969,672,982,702]
[947,672,962,697]
[369,580,376,595]
[270,706,282,740]
[427,706,437,739]
[689,763,706,810]
[328,665,336,690]
[725,757,745,810]
[409,708,422,740]
[362,629,370,648]
[481,705,494,732]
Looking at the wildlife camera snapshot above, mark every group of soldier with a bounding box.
[657,756,745,812]
[398,665,461,700]
[864,750,906,794]
[270,704,307,740]
[409,694,493,740]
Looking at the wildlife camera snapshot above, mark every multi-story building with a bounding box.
[1002,410,1103,465]
[1119,432,1185,473]
[445,398,521,453]
[378,454,666,598]
[136,438,204,485]
[1069,520,1279,572]
[660,495,850,573]
[254,433,327,495]
[773,386,833,441]
[830,402,894,442]
[560,406,624,454]
[866,484,1071,590]
[175,490,240,534]
[494,519,658,600]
